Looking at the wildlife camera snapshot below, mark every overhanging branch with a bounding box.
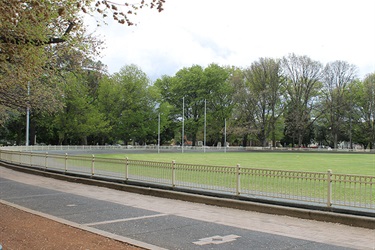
[0,22,75,46]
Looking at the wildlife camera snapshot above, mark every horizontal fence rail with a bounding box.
[0,149,374,213]
[1,145,373,153]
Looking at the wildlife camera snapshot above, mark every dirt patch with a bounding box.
[0,203,143,250]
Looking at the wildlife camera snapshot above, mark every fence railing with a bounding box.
[0,149,374,213]
[1,145,373,153]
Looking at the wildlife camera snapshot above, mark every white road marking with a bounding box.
[83,213,168,226]
[193,234,241,245]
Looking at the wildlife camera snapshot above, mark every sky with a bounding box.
[90,0,375,81]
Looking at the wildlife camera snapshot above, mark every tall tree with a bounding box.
[0,0,165,111]
[234,58,285,147]
[174,65,206,146]
[321,61,357,148]
[155,64,233,146]
[203,64,233,145]
[281,54,323,147]
[229,67,254,146]
[97,64,156,145]
[355,73,375,149]
[0,1,93,111]
[52,72,109,145]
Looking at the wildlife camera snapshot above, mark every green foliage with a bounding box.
[0,0,100,111]
[354,73,375,148]
[97,64,157,144]
[282,54,323,146]
[155,64,234,146]
[234,58,285,147]
[51,72,110,144]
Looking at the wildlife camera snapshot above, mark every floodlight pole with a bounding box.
[204,99,206,153]
[158,113,160,154]
[224,119,227,153]
[26,82,30,146]
[182,97,184,153]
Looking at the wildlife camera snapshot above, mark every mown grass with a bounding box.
[95,152,375,176]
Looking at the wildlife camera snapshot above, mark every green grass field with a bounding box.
[95,152,375,176]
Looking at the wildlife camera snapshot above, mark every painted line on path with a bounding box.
[84,213,169,226]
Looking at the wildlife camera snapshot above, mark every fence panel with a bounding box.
[127,159,172,185]
[93,157,126,180]
[65,155,93,175]
[331,174,375,209]
[240,169,328,205]
[174,163,237,193]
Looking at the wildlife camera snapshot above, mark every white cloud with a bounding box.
[93,0,375,80]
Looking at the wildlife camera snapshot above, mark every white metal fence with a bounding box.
[1,145,373,153]
[0,148,374,212]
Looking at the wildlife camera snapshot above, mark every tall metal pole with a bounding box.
[182,97,184,153]
[224,119,227,153]
[349,88,352,150]
[26,82,30,146]
[158,113,160,154]
[204,99,206,153]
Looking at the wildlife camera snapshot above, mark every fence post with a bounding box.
[125,157,129,181]
[91,154,95,177]
[327,169,332,207]
[45,152,48,169]
[30,152,32,166]
[236,164,241,196]
[64,153,68,173]
[172,160,176,188]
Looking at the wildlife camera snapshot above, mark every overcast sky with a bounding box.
[91,0,375,81]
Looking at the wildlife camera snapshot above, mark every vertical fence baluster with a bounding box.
[327,169,332,207]
[91,154,95,177]
[125,157,129,181]
[30,152,32,166]
[45,152,48,169]
[64,153,68,173]
[236,164,241,196]
[172,160,176,188]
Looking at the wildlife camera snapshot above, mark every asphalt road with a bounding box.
[0,166,374,250]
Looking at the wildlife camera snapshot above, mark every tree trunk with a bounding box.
[242,134,248,147]
[81,136,88,145]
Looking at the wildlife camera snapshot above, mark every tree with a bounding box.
[155,64,233,146]
[233,58,285,147]
[97,64,157,145]
[321,61,357,148]
[0,1,91,111]
[203,64,234,146]
[0,0,165,112]
[281,54,323,147]
[51,72,110,145]
[173,65,206,146]
[355,73,375,149]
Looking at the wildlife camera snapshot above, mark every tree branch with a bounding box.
[0,22,75,46]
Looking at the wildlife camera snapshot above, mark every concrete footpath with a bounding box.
[0,166,374,250]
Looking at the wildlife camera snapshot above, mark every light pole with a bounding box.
[182,96,184,153]
[224,119,227,153]
[158,113,160,154]
[26,82,30,146]
[204,99,206,153]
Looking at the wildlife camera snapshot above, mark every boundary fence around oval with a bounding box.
[0,147,373,214]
